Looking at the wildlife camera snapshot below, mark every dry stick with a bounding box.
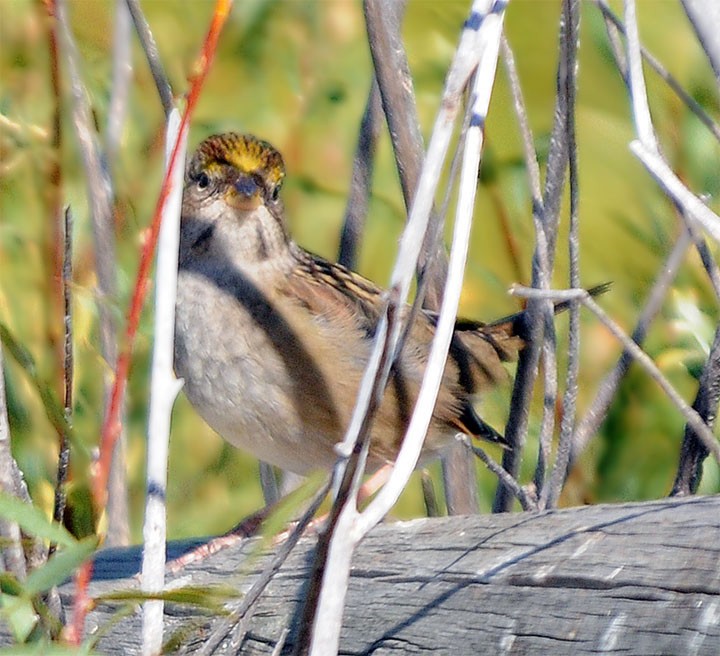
[357,16,507,537]
[42,206,75,629]
[141,110,187,656]
[569,0,718,466]
[623,0,720,245]
[302,6,507,655]
[459,436,536,510]
[106,0,133,166]
[338,78,382,270]
[50,207,74,554]
[691,228,720,301]
[534,0,582,507]
[680,0,720,86]
[202,481,332,656]
[104,0,133,552]
[54,0,122,521]
[420,469,440,517]
[294,294,400,656]
[494,0,577,513]
[541,0,581,511]
[671,322,720,495]
[0,344,26,583]
[669,216,720,495]
[596,0,720,143]
[125,0,174,116]
[571,229,692,459]
[631,142,720,244]
[512,286,720,464]
[438,117,480,516]
[66,2,233,644]
[364,0,476,515]
[623,0,720,488]
[43,0,65,381]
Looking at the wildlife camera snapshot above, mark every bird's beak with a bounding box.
[226,174,263,210]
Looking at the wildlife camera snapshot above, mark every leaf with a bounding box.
[0,322,71,439]
[0,593,37,643]
[0,492,76,548]
[24,536,98,596]
[96,584,237,613]
[0,643,98,655]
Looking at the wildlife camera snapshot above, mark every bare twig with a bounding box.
[420,470,440,517]
[501,36,543,217]
[541,0,582,510]
[459,436,536,511]
[125,0,174,116]
[338,79,382,270]
[571,229,692,459]
[623,0,720,244]
[596,0,720,143]
[106,0,133,166]
[0,344,27,583]
[680,0,720,85]
[671,322,720,495]
[495,0,580,512]
[141,109,187,656]
[190,479,331,656]
[299,5,508,653]
[67,0,233,643]
[50,207,74,553]
[363,0,449,307]
[55,0,129,549]
[512,285,720,464]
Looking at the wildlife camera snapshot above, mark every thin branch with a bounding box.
[459,436,536,511]
[630,141,720,244]
[338,78,382,270]
[495,0,579,512]
[67,0,233,644]
[596,0,720,143]
[680,0,720,86]
[54,0,128,550]
[141,109,187,656]
[571,228,692,459]
[50,207,74,552]
[671,321,720,495]
[0,344,27,583]
[106,0,133,165]
[512,286,720,465]
[125,0,174,116]
[541,0,581,510]
[363,0,449,308]
[500,36,543,218]
[302,5,507,653]
[191,479,331,656]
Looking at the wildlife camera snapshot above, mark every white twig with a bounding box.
[623,0,720,244]
[140,109,186,656]
[511,285,720,464]
[308,2,507,653]
[630,141,720,244]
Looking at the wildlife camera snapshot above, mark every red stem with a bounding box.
[65,0,233,644]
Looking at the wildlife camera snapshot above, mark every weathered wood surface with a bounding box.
[6,495,720,654]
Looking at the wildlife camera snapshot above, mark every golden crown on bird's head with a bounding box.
[188,132,286,190]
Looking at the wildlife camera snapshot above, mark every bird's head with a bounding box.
[181,133,289,266]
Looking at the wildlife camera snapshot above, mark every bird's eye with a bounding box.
[270,186,280,202]
[197,172,210,190]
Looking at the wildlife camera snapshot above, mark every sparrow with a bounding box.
[174,133,581,475]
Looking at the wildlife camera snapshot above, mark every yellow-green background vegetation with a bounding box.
[1,0,718,542]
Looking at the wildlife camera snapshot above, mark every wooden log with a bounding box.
[4,495,720,654]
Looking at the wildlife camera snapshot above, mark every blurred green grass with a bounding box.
[0,0,718,542]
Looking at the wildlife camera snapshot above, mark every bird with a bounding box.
[174,132,580,475]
